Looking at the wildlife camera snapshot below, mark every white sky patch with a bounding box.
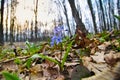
[3,0,119,34]
[15,0,56,25]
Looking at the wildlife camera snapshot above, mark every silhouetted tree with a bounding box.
[34,0,38,39]
[0,0,5,46]
[68,0,88,34]
[5,0,9,42]
[99,0,106,30]
[117,0,120,29]
[87,0,97,33]
[31,20,34,41]
[10,0,18,44]
[62,0,72,36]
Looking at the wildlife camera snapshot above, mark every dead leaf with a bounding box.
[55,75,65,80]
[91,52,105,63]
[72,27,91,49]
[90,47,96,55]
[104,51,117,66]
[98,42,111,50]
[82,56,93,62]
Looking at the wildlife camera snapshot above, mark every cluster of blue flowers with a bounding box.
[50,25,64,46]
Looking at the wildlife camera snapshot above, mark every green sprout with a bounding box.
[30,41,73,71]
[25,41,41,55]
[2,71,21,80]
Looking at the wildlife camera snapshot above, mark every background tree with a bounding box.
[5,0,9,42]
[62,0,72,36]
[117,0,120,29]
[10,0,18,44]
[31,20,34,41]
[57,0,72,36]
[1,0,120,42]
[0,0,5,46]
[98,0,106,30]
[68,0,88,34]
[87,0,97,33]
[34,0,38,39]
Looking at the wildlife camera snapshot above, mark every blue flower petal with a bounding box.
[50,25,64,46]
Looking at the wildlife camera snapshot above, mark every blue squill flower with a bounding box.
[50,25,64,46]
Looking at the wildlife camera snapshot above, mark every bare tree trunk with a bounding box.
[103,4,109,30]
[10,0,15,45]
[108,0,112,30]
[117,0,120,29]
[111,0,116,30]
[10,0,18,44]
[31,21,34,41]
[16,24,19,41]
[68,0,88,34]
[0,0,5,46]
[95,0,102,32]
[34,0,38,39]
[5,0,9,42]
[62,1,72,36]
[99,0,106,30]
[87,0,97,33]
[55,0,72,36]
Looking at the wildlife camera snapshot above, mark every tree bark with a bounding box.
[0,0,5,46]
[87,0,97,33]
[5,0,9,42]
[99,0,106,30]
[68,0,88,34]
[62,0,72,36]
[117,0,120,29]
[10,0,15,45]
[10,0,18,44]
[34,0,38,39]
[31,20,34,41]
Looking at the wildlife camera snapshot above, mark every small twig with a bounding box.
[0,56,30,64]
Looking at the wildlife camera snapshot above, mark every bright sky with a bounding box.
[3,0,118,34]
[15,0,59,25]
[3,0,93,33]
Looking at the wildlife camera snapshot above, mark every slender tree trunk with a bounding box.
[104,6,110,30]
[31,21,34,41]
[10,0,18,44]
[57,0,72,36]
[19,25,22,41]
[5,0,9,42]
[34,0,38,39]
[87,0,97,33]
[117,0,120,29]
[111,0,116,29]
[10,0,14,45]
[16,24,19,41]
[95,0,102,32]
[108,0,112,30]
[68,0,88,34]
[62,1,72,36]
[0,0,5,46]
[99,0,106,30]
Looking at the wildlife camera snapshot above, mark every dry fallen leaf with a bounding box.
[55,75,65,80]
[90,47,96,55]
[91,51,105,63]
[104,51,117,66]
[98,42,111,50]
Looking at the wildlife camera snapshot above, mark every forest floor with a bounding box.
[0,30,120,80]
